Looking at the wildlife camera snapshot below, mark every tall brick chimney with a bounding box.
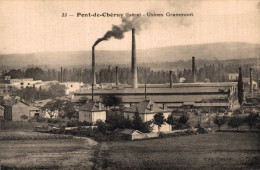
[92,47,96,85]
[132,28,138,88]
[60,67,63,83]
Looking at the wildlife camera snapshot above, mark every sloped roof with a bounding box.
[3,100,39,110]
[3,99,18,106]
[124,99,170,114]
[79,102,106,112]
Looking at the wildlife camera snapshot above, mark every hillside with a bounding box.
[0,42,259,69]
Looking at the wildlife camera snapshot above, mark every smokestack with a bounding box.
[192,56,196,83]
[92,47,96,85]
[170,70,173,88]
[132,28,138,88]
[60,67,63,83]
[250,68,253,94]
[115,66,118,86]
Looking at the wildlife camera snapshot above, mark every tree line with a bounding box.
[1,62,259,84]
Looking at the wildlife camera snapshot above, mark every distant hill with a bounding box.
[0,42,259,69]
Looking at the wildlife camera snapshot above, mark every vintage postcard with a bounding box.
[0,0,259,169]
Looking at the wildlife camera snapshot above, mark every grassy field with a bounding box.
[0,121,97,169]
[95,132,260,169]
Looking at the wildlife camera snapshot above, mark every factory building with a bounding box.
[74,82,237,110]
[80,28,238,111]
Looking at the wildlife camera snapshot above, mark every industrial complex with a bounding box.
[73,28,239,111]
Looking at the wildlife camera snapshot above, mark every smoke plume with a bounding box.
[93,16,149,48]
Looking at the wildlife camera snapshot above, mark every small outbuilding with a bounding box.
[3,100,40,121]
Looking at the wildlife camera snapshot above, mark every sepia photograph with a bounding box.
[0,0,260,169]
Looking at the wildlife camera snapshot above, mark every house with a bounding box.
[3,100,40,121]
[78,102,106,123]
[123,99,172,132]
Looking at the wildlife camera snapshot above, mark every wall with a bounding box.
[12,102,30,121]
[124,111,171,123]
[29,110,40,119]
[79,110,92,122]
[0,108,4,118]
[131,132,159,140]
[152,123,172,133]
[92,111,106,123]
[4,106,12,120]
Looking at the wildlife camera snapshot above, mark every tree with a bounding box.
[153,112,165,132]
[43,99,64,118]
[178,113,189,124]
[237,67,244,106]
[132,112,143,131]
[245,112,258,131]
[106,110,132,130]
[62,101,77,119]
[101,94,122,109]
[213,115,226,131]
[96,120,109,133]
[227,116,244,131]
[176,113,189,129]
[48,84,66,97]
[166,114,178,126]
[132,112,153,133]
[78,97,90,105]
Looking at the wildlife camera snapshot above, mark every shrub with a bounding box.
[245,113,259,131]
[227,116,244,131]
[214,115,227,131]
[96,120,110,133]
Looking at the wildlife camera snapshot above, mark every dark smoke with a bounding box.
[93,16,149,48]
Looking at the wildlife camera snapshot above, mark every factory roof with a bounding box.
[120,94,229,103]
[75,86,232,95]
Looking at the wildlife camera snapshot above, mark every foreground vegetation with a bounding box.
[1,137,97,169]
[94,132,260,169]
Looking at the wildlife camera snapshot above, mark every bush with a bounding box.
[245,113,259,131]
[96,120,110,133]
[214,115,227,130]
[196,127,208,134]
[178,114,189,124]
[227,116,244,131]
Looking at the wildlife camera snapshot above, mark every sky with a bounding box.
[0,0,259,54]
